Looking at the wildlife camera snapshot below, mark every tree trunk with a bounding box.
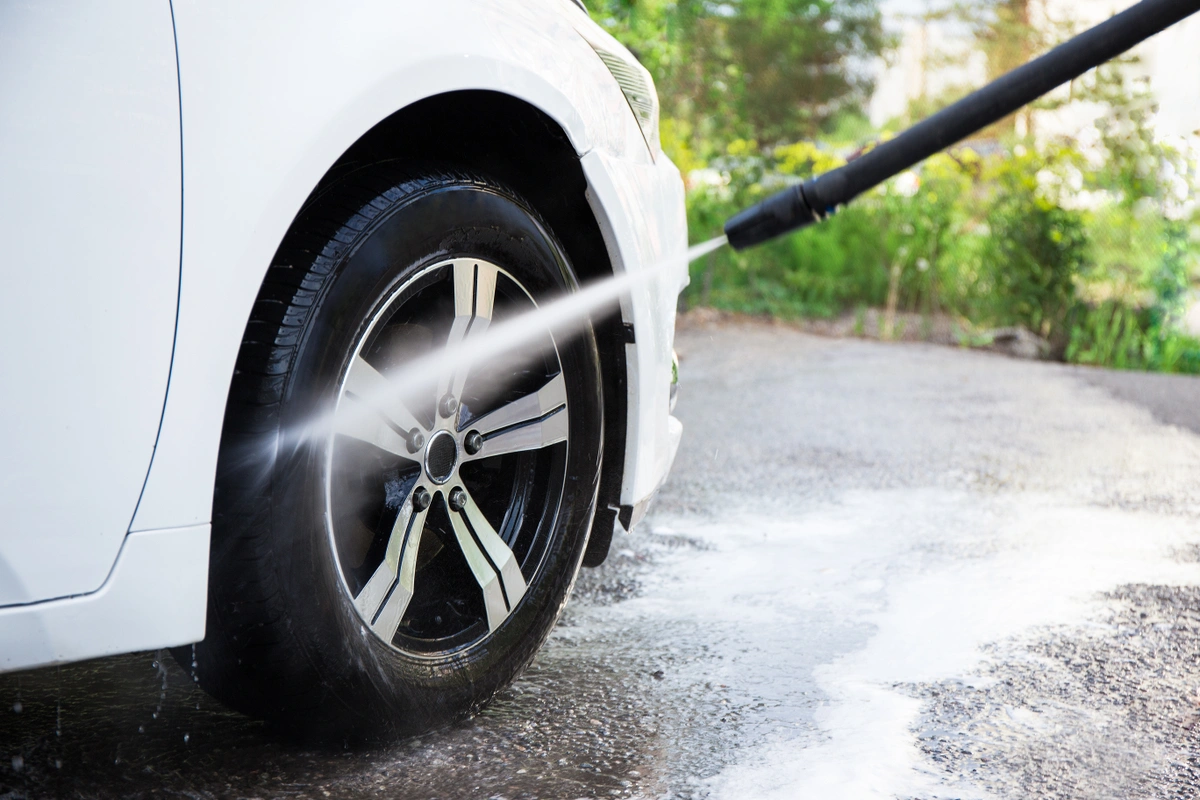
[884,261,903,340]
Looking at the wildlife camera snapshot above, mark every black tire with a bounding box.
[188,163,603,741]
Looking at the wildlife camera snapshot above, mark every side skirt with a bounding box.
[0,524,209,673]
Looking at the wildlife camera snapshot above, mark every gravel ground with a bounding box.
[3,317,1200,799]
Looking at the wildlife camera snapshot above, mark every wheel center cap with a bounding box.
[424,430,458,485]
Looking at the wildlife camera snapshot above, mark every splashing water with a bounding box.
[151,653,168,721]
[274,235,728,454]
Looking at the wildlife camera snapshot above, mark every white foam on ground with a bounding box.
[634,489,1200,799]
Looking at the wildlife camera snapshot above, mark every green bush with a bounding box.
[978,149,1088,348]
[1066,303,1200,374]
[688,195,891,318]
[681,136,1199,374]
[1066,221,1200,374]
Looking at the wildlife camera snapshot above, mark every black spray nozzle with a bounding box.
[723,182,823,248]
[725,0,1200,251]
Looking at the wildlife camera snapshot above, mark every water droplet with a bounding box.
[11,755,23,772]
[138,725,145,734]
[11,701,21,714]
[183,733,190,744]
[54,758,62,769]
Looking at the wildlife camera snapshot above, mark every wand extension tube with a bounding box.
[724,0,1200,251]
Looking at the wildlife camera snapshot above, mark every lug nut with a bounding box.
[412,487,431,512]
[407,429,425,454]
[464,430,483,456]
[438,394,458,418]
[448,487,466,512]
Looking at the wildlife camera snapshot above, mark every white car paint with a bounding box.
[0,1,181,606]
[0,0,687,672]
[0,526,208,672]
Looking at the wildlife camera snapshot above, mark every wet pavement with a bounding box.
[5,317,1200,799]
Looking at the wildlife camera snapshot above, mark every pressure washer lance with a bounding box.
[723,0,1200,252]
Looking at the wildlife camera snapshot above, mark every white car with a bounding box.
[0,0,686,739]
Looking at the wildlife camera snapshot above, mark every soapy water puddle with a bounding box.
[906,583,1200,800]
[4,492,1200,798]
[684,492,1200,800]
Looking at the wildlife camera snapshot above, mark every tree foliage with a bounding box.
[591,0,886,147]
[593,0,1200,374]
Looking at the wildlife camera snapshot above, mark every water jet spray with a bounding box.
[277,237,729,458]
[722,0,1200,252]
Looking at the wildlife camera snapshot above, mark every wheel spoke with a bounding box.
[353,487,429,642]
[336,356,425,454]
[440,261,499,401]
[463,372,568,460]
[446,487,527,631]
[461,492,527,608]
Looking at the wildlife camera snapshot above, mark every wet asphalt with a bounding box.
[4,316,1200,799]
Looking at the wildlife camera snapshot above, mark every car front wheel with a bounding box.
[189,164,603,740]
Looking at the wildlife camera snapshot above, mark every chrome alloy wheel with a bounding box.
[325,258,570,656]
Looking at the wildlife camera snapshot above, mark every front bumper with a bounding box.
[580,148,688,520]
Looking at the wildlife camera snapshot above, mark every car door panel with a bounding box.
[0,1,181,605]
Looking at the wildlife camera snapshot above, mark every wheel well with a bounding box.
[310,90,628,566]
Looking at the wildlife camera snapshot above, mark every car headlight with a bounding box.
[576,28,661,160]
